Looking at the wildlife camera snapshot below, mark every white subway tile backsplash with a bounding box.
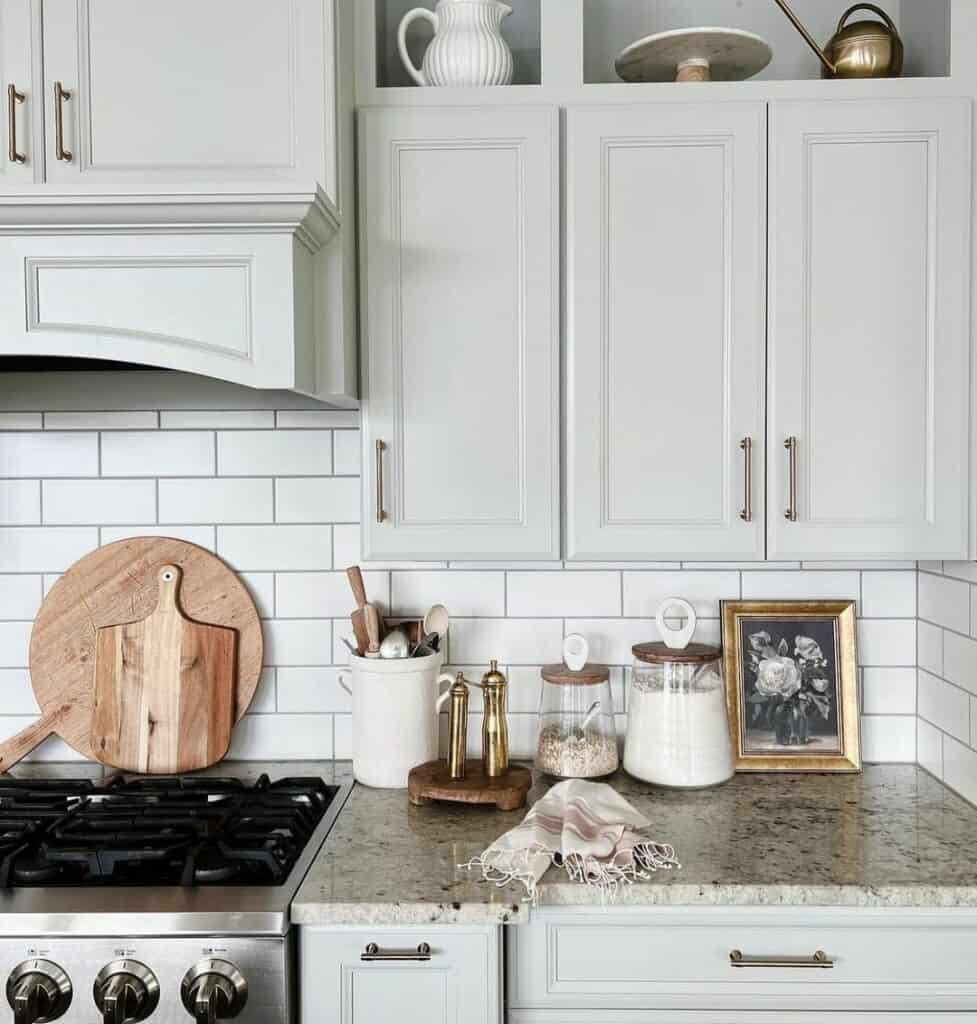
[218,431,331,476]
[562,618,691,666]
[862,667,916,716]
[861,571,916,618]
[44,412,157,430]
[263,619,333,667]
[942,562,977,585]
[0,719,86,762]
[917,717,943,778]
[0,527,97,572]
[333,431,360,475]
[741,571,858,605]
[217,525,332,571]
[0,669,39,714]
[917,620,943,676]
[227,714,332,760]
[624,571,739,618]
[0,433,98,478]
[857,619,916,666]
[943,735,977,806]
[449,618,564,665]
[159,478,273,524]
[506,666,544,714]
[509,571,620,617]
[918,670,970,742]
[918,572,971,633]
[943,630,977,696]
[275,410,358,429]
[277,667,350,713]
[100,525,215,549]
[860,715,915,763]
[332,523,446,571]
[102,432,214,477]
[0,622,32,667]
[276,478,359,523]
[161,411,274,430]
[0,414,42,430]
[276,571,389,619]
[0,577,42,620]
[392,571,504,618]
[42,479,156,525]
[0,481,40,525]
[249,669,277,713]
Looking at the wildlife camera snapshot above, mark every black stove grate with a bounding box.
[0,775,337,889]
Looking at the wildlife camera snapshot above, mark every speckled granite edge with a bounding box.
[291,899,529,925]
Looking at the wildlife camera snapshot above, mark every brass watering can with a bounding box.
[773,1,904,79]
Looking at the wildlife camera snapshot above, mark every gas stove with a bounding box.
[0,773,350,1024]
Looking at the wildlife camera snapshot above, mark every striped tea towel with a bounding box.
[462,779,678,903]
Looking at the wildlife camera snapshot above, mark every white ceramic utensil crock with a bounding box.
[340,651,442,788]
[398,0,514,87]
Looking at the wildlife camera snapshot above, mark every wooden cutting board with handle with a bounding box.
[91,563,238,774]
[0,537,262,773]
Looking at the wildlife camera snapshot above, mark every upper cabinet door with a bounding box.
[360,107,560,562]
[41,0,329,187]
[566,103,767,561]
[0,0,35,188]
[768,99,972,561]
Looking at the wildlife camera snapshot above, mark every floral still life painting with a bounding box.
[721,601,861,773]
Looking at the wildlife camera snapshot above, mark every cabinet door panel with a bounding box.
[360,107,559,561]
[41,0,327,185]
[566,104,766,561]
[0,0,34,188]
[768,99,971,560]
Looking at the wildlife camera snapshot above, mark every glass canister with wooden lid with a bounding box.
[535,662,618,779]
[624,598,734,789]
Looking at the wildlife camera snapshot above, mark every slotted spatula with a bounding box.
[91,563,238,774]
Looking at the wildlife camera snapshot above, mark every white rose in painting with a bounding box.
[794,636,823,662]
[755,656,802,699]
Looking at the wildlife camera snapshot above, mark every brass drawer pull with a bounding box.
[361,943,431,962]
[784,435,798,521]
[730,949,833,969]
[8,85,25,164]
[739,437,753,522]
[375,439,387,524]
[54,81,72,162]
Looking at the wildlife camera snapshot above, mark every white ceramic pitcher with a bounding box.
[398,0,514,87]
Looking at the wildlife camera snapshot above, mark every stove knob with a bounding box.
[181,959,247,1024]
[93,960,159,1024]
[6,960,72,1024]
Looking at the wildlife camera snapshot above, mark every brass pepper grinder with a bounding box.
[436,672,470,779]
[477,660,509,777]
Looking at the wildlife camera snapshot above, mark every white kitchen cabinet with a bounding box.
[38,0,334,191]
[508,907,977,1014]
[0,0,34,186]
[359,106,560,561]
[767,98,972,561]
[299,925,502,1024]
[566,103,767,561]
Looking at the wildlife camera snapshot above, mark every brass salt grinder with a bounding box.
[476,660,509,777]
[437,672,470,779]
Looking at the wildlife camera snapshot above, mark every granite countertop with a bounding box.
[291,764,977,926]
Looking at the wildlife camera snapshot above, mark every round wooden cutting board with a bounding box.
[1,538,263,770]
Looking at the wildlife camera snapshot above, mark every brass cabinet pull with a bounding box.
[731,949,833,969]
[54,81,72,162]
[361,943,431,962]
[7,85,25,164]
[784,436,798,521]
[375,439,387,523]
[739,437,753,522]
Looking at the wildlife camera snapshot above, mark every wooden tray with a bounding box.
[408,760,532,811]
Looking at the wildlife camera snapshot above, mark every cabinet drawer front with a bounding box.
[509,910,977,1011]
[300,926,501,1024]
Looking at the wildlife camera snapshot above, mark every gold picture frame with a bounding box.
[722,600,860,773]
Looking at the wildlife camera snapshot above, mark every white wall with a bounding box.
[0,380,920,767]
[916,562,977,805]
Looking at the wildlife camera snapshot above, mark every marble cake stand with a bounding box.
[615,27,773,83]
